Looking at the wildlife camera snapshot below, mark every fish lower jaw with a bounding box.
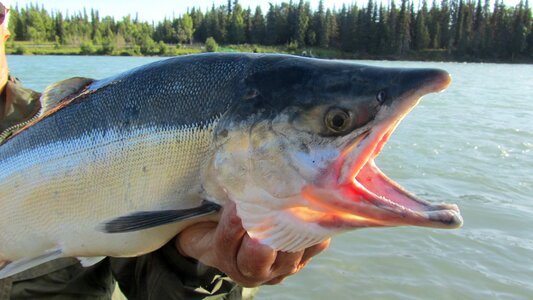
[351,169,463,229]
[301,157,463,230]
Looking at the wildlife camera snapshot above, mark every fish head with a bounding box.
[207,56,462,252]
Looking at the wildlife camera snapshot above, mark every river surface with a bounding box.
[7,55,533,300]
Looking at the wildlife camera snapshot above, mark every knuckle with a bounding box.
[265,276,286,286]
[289,265,300,275]
[242,267,270,281]
[287,261,300,275]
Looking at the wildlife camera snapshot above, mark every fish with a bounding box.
[0,53,463,279]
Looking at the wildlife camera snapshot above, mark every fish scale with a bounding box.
[0,54,248,268]
[0,53,462,279]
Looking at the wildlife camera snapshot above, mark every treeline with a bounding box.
[8,0,533,60]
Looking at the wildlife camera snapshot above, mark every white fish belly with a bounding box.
[0,124,215,260]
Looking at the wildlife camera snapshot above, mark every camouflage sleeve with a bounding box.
[110,242,255,300]
[0,76,41,142]
[0,258,114,300]
[0,243,254,300]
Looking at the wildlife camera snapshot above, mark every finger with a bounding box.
[175,222,217,259]
[264,241,331,286]
[300,239,331,266]
[212,202,247,272]
[270,250,304,277]
[216,202,247,249]
[236,235,277,282]
[264,275,287,285]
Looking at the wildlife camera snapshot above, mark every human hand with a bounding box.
[175,202,330,287]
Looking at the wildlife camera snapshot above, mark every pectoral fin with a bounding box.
[0,249,63,279]
[100,201,222,233]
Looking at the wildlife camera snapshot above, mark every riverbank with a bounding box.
[6,41,532,64]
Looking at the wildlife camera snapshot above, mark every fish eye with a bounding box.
[376,90,387,104]
[325,108,351,133]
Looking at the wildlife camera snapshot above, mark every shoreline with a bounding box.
[7,42,533,65]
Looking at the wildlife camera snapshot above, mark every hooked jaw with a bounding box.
[302,69,463,230]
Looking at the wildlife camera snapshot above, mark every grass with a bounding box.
[5,41,203,56]
[5,41,350,59]
[8,41,519,63]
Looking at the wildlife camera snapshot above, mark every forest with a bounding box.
[6,0,533,62]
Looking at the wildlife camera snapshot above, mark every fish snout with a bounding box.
[398,68,452,98]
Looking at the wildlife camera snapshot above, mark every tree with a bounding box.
[388,0,399,53]
[244,7,253,43]
[265,4,278,45]
[251,6,266,44]
[26,9,47,42]
[397,0,411,54]
[326,9,339,47]
[90,9,100,43]
[315,0,328,47]
[6,0,531,61]
[191,8,206,43]
[54,12,65,44]
[295,0,309,46]
[228,1,245,44]
[181,13,195,44]
[510,0,528,58]
[428,0,441,48]
[376,4,390,53]
[206,6,226,43]
[414,0,431,50]
[205,37,218,52]
[440,0,452,49]
[524,0,533,58]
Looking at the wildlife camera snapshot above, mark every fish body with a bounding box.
[0,53,462,278]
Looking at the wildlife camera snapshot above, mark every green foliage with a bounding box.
[414,0,431,50]
[15,45,30,55]
[295,0,310,47]
[228,2,246,43]
[7,1,533,61]
[99,38,116,55]
[315,0,328,47]
[80,41,96,55]
[251,6,266,44]
[205,37,219,52]
[287,40,299,51]
[139,37,159,55]
[181,14,195,44]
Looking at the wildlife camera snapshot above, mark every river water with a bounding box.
[7,55,533,300]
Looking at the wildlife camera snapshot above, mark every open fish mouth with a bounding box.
[302,70,463,230]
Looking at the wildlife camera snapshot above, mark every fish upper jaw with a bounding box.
[300,69,463,230]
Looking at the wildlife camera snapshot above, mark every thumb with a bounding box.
[175,221,218,261]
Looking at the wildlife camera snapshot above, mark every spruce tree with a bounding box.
[251,6,266,44]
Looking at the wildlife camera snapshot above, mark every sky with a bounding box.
[11,0,523,22]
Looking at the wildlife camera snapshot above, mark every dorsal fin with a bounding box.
[39,77,94,115]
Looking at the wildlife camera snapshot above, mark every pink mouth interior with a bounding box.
[298,70,462,229]
[300,123,462,229]
[354,128,430,212]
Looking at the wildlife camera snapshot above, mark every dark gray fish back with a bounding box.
[0,54,254,157]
